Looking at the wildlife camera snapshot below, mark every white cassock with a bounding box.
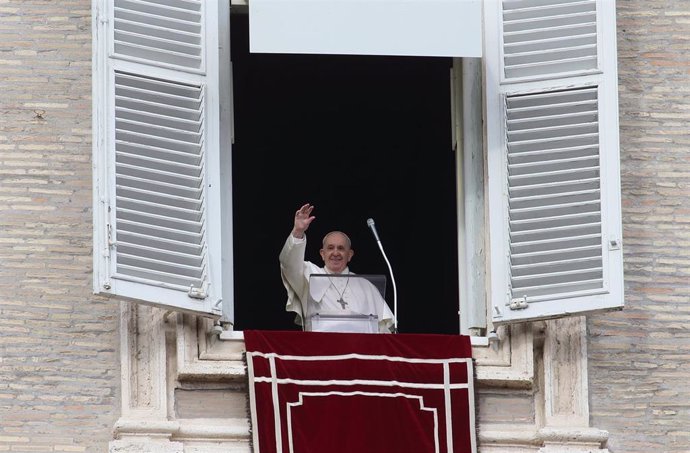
[279,234,395,333]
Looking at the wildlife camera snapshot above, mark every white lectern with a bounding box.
[304,274,387,334]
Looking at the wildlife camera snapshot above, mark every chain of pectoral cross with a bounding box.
[328,275,350,309]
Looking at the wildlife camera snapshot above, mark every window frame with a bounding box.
[93,0,623,333]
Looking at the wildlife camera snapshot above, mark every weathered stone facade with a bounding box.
[0,1,120,452]
[1,1,689,452]
[587,2,690,452]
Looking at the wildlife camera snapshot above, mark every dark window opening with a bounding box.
[230,14,459,334]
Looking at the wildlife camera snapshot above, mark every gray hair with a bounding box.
[321,231,352,249]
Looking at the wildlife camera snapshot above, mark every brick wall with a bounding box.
[2,1,689,453]
[588,1,690,452]
[0,2,120,452]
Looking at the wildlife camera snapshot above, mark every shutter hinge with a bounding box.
[107,223,115,247]
[188,282,209,299]
[509,295,528,310]
[104,223,114,258]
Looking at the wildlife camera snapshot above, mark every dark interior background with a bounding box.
[230,14,459,334]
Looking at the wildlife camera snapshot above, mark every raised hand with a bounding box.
[292,203,315,238]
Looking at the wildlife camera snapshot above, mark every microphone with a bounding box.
[366,218,381,242]
[366,217,398,333]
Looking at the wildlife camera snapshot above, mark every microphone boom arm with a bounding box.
[367,218,398,333]
[376,240,398,333]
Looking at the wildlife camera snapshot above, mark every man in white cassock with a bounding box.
[280,203,395,333]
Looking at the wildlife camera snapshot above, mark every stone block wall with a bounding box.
[0,2,120,452]
[2,1,690,453]
[588,1,690,452]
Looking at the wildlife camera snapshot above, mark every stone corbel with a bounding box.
[474,322,535,387]
[175,315,246,381]
[110,303,179,451]
[537,316,609,453]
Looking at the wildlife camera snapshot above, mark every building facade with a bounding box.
[0,1,689,452]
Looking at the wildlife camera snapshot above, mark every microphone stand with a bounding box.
[368,219,397,333]
[375,239,398,333]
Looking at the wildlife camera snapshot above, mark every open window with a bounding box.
[92,0,623,334]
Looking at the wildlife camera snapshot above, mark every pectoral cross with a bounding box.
[337,298,348,309]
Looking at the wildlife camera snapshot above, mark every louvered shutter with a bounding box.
[485,0,623,324]
[93,0,226,317]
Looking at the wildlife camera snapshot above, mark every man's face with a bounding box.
[320,232,354,274]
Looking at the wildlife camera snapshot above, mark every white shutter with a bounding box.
[93,0,225,317]
[485,0,623,324]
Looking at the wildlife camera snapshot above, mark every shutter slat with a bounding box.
[116,131,201,155]
[509,144,598,163]
[116,162,202,188]
[504,33,596,53]
[116,186,202,211]
[509,154,599,174]
[114,0,203,70]
[114,9,199,34]
[510,279,604,298]
[508,121,597,140]
[508,132,598,154]
[118,243,203,268]
[505,57,598,79]
[512,255,601,274]
[510,212,600,232]
[505,44,596,67]
[118,253,203,277]
[116,264,202,288]
[116,118,202,143]
[511,244,601,265]
[503,24,596,45]
[511,233,601,254]
[116,73,203,102]
[117,150,202,177]
[507,99,597,118]
[509,165,600,187]
[114,43,203,69]
[114,71,208,289]
[115,30,202,56]
[503,0,596,16]
[509,200,600,222]
[509,177,598,196]
[117,196,202,222]
[511,221,600,240]
[118,230,202,256]
[512,267,602,285]
[504,15,596,33]
[117,219,203,245]
[506,85,603,299]
[116,174,202,199]
[115,18,200,44]
[116,141,202,166]
[501,0,598,80]
[510,188,600,210]
[117,207,203,233]
[115,97,201,121]
[116,0,201,22]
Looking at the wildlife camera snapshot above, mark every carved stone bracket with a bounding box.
[110,303,251,453]
[477,316,609,452]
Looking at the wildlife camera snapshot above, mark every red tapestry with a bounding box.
[244,330,475,453]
